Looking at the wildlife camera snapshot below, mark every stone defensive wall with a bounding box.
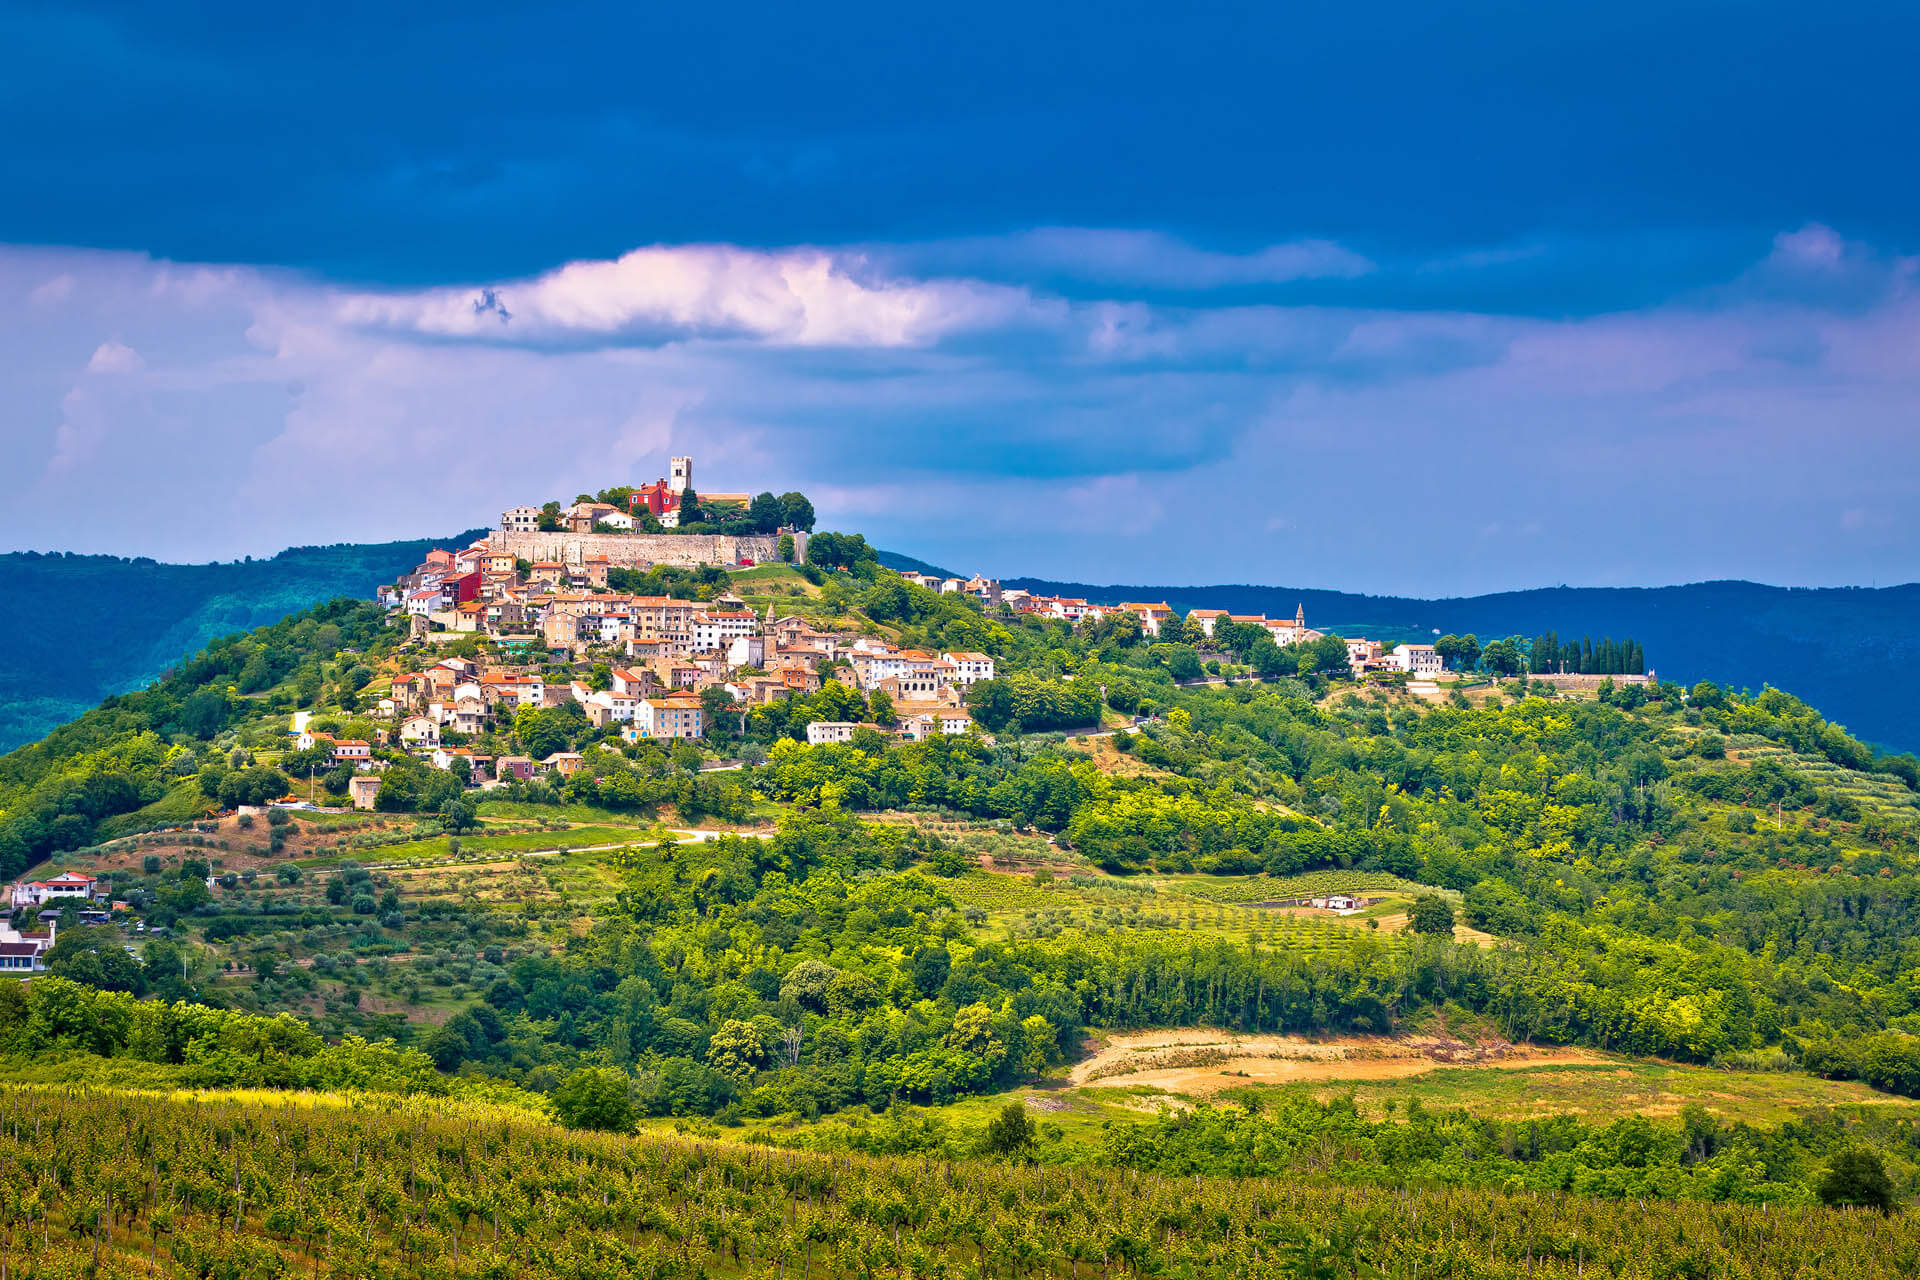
[491,529,784,569]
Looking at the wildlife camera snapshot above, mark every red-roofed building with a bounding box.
[10,872,100,909]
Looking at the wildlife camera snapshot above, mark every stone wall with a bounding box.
[1528,672,1656,690]
[490,529,783,569]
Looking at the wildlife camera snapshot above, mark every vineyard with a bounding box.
[945,870,1429,953]
[1164,870,1434,906]
[2,1086,1917,1279]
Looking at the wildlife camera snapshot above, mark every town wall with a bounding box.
[491,529,783,569]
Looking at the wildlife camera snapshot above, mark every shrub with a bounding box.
[1816,1148,1894,1211]
[552,1067,635,1133]
[1408,896,1456,937]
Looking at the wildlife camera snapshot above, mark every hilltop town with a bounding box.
[352,453,1649,802]
[0,457,1653,978]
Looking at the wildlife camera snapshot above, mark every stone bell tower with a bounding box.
[669,455,693,493]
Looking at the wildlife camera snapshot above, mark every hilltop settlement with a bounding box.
[0,456,1655,975]
[324,454,1646,797]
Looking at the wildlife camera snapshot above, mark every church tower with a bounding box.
[669,455,693,493]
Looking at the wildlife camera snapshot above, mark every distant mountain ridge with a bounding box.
[0,533,486,751]
[1006,575,1920,752]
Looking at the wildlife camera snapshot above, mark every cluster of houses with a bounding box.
[1005,597,1446,679]
[2,872,109,971]
[894,571,1003,606]
[348,524,1008,801]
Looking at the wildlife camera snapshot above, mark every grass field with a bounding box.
[731,1035,1919,1154]
[1226,1056,1920,1123]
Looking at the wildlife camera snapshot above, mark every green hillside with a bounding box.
[8,555,1920,1247]
[0,532,485,751]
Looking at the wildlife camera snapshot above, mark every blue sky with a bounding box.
[1,1,1916,592]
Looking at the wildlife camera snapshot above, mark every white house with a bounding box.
[806,720,858,746]
[0,917,53,970]
[727,634,768,668]
[1185,609,1228,639]
[1392,643,1445,678]
[10,872,100,909]
[942,651,996,685]
[404,589,441,617]
[399,715,440,749]
[586,689,638,724]
[500,505,542,533]
[691,610,759,652]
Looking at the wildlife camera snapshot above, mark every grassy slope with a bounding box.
[0,531,487,750]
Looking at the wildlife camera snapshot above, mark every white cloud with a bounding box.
[85,339,143,373]
[335,244,1033,347]
[0,230,1915,595]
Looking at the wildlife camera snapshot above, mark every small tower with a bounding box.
[669,455,693,493]
[1294,603,1307,630]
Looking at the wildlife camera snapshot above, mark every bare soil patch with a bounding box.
[1071,1028,1606,1096]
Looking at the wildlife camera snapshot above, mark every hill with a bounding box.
[876,547,959,578]
[1007,575,1920,752]
[8,551,1920,1235]
[0,532,486,751]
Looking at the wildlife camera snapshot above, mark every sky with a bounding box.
[1,0,1916,595]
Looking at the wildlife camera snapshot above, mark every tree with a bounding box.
[1434,634,1481,672]
[1816,1147,1894,1211]
[1019,1015,1058,1075]
[778,492,816,531]
[440,799,479,833]
[908,945,951,998]
[45,926,147,994]
[1408,895,1456,937]
[748,492,784,533]
[707,1019,765,1080]
[1481,636,1526,677]
[551,1068,635,1133]
[777,533,795,562]
[515,706,575,760]
[701,684,743,742]
[1163,645,1205,682]
[678,489,704,526]
[868,689,897,726]
[218,766,291,808]
[981,1102,1035,1157]
[780,959,841,1011]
